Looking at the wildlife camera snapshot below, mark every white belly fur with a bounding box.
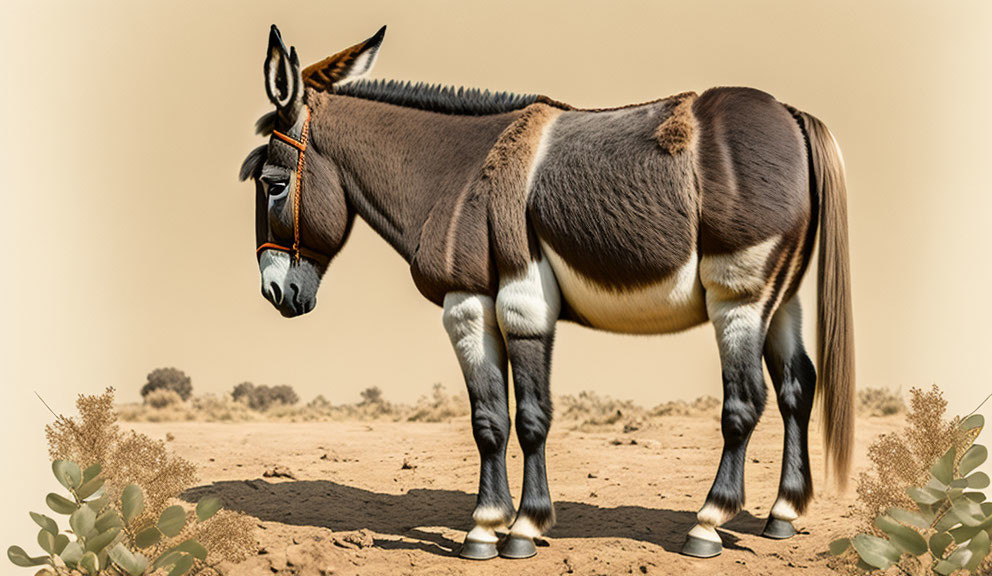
[540,240,707,334]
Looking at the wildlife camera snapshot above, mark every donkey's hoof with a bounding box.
[681,534,723,558]
[499,535,537,559]
[459,539,498,560]
[762,517,797,540]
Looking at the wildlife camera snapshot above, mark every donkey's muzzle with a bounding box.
[262,280,314,317]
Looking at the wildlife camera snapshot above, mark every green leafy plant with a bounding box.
[832,413,992,574]
[7,459,222,575]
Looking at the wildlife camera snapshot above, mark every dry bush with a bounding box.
[857,386,905,417]
[556,391,647,430]
[232,382,299,411]
[651,396,721,417]
[144,387,184,409]
[853,385,964,532]
[43,388,256,569]
[408,383,468,422]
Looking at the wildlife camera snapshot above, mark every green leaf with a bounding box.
[959,444,988,477]
[157,505,187,538]
[37,529,55,554]
[76,478,104,501]
[944,545,973,573]
[965,471,990,490]
[876,515,928,555]
[80,551,99,574]
[134,526,161,549]
[173,539,207,561]
[965,529,991,570]
[852,534,901,569]
[45,493,77,515]
[53,534,69,555]
[8,546,51,567]
[95,509,122,533]
[195,496,222,522]
[950,523,982,544]
[86,494,110,515]
[931,530,953,557]
[167,554,194,576]
[108,544,148,576]
[934,559,960,575]
[84,527,120,554]
[934,510,960,533]
[961,413,985,431]
[121,484,144,523]
[69,505,97,539]
[829,537,851,555]
[887,507,930,530]
[30,512,59,536]
[60,541,84,566]
[907,486,942,506]
[52,460,82,491]
[152,550,183,570]
[932,447,956,486]
[82,463,102,483]
[951,496,986,527]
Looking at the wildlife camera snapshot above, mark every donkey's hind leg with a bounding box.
[762,296,816,539]
[496,259,561,559]
[442,293,514,560]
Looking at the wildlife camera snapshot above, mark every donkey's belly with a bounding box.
[540,240,707,334]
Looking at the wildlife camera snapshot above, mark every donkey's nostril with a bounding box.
[269,282,283,305]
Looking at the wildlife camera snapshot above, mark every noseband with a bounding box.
[256,105,330,267]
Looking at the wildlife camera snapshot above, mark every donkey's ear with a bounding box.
[264,25,303,114]
[303,25,386,91]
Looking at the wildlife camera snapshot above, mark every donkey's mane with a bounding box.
[332,78,571,116]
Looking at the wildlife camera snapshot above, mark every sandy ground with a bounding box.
[127,412,899,576]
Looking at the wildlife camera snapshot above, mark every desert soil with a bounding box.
[127,412,899,576]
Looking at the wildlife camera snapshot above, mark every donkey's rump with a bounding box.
[527,95,706,333]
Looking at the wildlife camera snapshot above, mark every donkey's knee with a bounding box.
[496,259,561,338]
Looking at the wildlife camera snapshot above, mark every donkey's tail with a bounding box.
[788,106,856,490]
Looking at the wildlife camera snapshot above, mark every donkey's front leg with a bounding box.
[683,299,768,558]
[442,293,514,560]
[496,259,561,559]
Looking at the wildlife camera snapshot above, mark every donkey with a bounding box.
[240,25,855,560]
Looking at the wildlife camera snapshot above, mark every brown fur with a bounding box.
[528,97,700,290]
[303,27,384,91]
[793,108,856,489]
[692,88,810,256]
[654,91,697,153]
[479,103,564,277]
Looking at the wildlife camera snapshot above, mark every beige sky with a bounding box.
[2,0,991,552]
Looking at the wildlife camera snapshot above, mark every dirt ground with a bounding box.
[127,411,899,576]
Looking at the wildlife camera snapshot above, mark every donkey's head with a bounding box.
[239,25,385,317]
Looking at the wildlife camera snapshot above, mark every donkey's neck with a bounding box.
[308,93,523,261]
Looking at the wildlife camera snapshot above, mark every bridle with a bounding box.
[255,105,331,267]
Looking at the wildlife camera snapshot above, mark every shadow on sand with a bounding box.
[185,480,763,557]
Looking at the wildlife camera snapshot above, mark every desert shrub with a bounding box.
[141,367,192,401]
[408,383,468,422]
[231,382,298,411]
[11,387,256,574]
[830,385,992,574]
[144,388,184,409]
[858,387,905,417]
[360,387,384,405]
[651,396,721,417]
[556,391,647,430]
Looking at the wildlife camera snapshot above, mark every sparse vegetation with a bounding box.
[858,387,906,417]
[9,388,255,574]
[231,382,299,411]
[830,386,992,574]
[141,368,193,402]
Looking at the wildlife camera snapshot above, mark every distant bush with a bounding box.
[408,383,468,422]
[140,367,192,401]
[360,387,384,405]
[857,387,905,416]
[144,388,183,409]
[232,382,299,411]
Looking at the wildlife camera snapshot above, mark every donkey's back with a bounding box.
[527,87,812,335]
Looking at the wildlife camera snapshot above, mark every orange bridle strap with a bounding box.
[256,106,329,267]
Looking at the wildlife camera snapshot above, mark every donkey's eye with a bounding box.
[266,180,289,197]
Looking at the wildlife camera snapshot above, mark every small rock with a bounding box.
[401,458,417,470]
[587,472,598,479]
[263,465,296,479]
[165,432,175,442]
